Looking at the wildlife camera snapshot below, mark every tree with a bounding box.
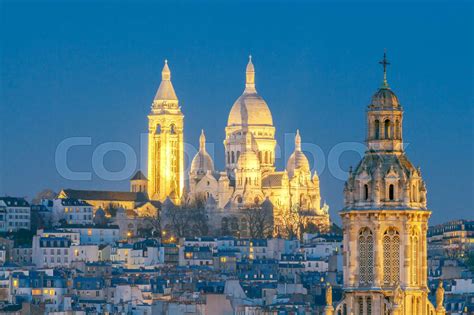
[243,207,273,238]
[280,204,308,240]
[142,211,161,237]
[162,196,210,238]
[31,189,57,204]
[466,252,474,273]
[104,203,120,217]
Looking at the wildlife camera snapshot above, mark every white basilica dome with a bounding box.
[227,56,273,127]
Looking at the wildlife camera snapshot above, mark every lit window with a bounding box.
[358,227,374,285]
[383,228,400,286]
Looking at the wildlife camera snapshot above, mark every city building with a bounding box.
[32,236,72,268]
[0,197,31,232]
[428,220,474,258]
[52,198,94,225]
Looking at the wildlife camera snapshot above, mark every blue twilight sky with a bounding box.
[0,0,472,224]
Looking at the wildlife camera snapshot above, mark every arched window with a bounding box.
[358,228,374,285]
[384,119,391,139]
[374,120,380,139]
[231,151,235,164]
[170,124,176,134]
[383,228,400,286]
[227,151,230,164]
[236,151,240,162]
[258,151,262,163]
[389,184,395,201]
[155,124,162,134]
[364,184,369,201]
[265,151,269,164]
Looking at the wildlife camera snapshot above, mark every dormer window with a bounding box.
[364,184,369,201]
[389,184,395,201]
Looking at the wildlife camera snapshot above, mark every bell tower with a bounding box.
[147,60,184,204]
[331,53,442,315]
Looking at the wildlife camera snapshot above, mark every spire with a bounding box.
[154,59,178,103]
[199,129,206,152]
[295,130,302,151]
[245,55,256,93]
[379,49,390,88]
[162,59,171,81]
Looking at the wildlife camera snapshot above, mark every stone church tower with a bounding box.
[330,53,443,315]
[147,60,184,204]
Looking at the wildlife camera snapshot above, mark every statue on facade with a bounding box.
[326,283,333,306]
[324,282,334,315]
[436,280,445,309]
[393,285,403,306]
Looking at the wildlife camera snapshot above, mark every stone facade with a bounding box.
[331,54,442,315]
[147,60,184,204]
[186,57,330,236]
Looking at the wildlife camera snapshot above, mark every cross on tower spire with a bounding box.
[379,49,390,88]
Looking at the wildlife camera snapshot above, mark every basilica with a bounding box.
[144,56,330,236]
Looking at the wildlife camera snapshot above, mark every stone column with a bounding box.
[421,221,428,287]
[363,296,367,315]
[348,220,357,286]
[403,221,411,287]
[342,219,349,285]
[374,223,383,288]
[372,295,381,315]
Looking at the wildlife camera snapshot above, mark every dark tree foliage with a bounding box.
[164,195,209,238]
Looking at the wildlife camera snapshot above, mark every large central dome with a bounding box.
[227,56,273,127]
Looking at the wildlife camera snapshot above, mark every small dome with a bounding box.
[287,151,310,178]
[227,56,273,126]
[190,152,214,175]
[370,87,400,109]
[190,130,214,175]
[286,130,311,178]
